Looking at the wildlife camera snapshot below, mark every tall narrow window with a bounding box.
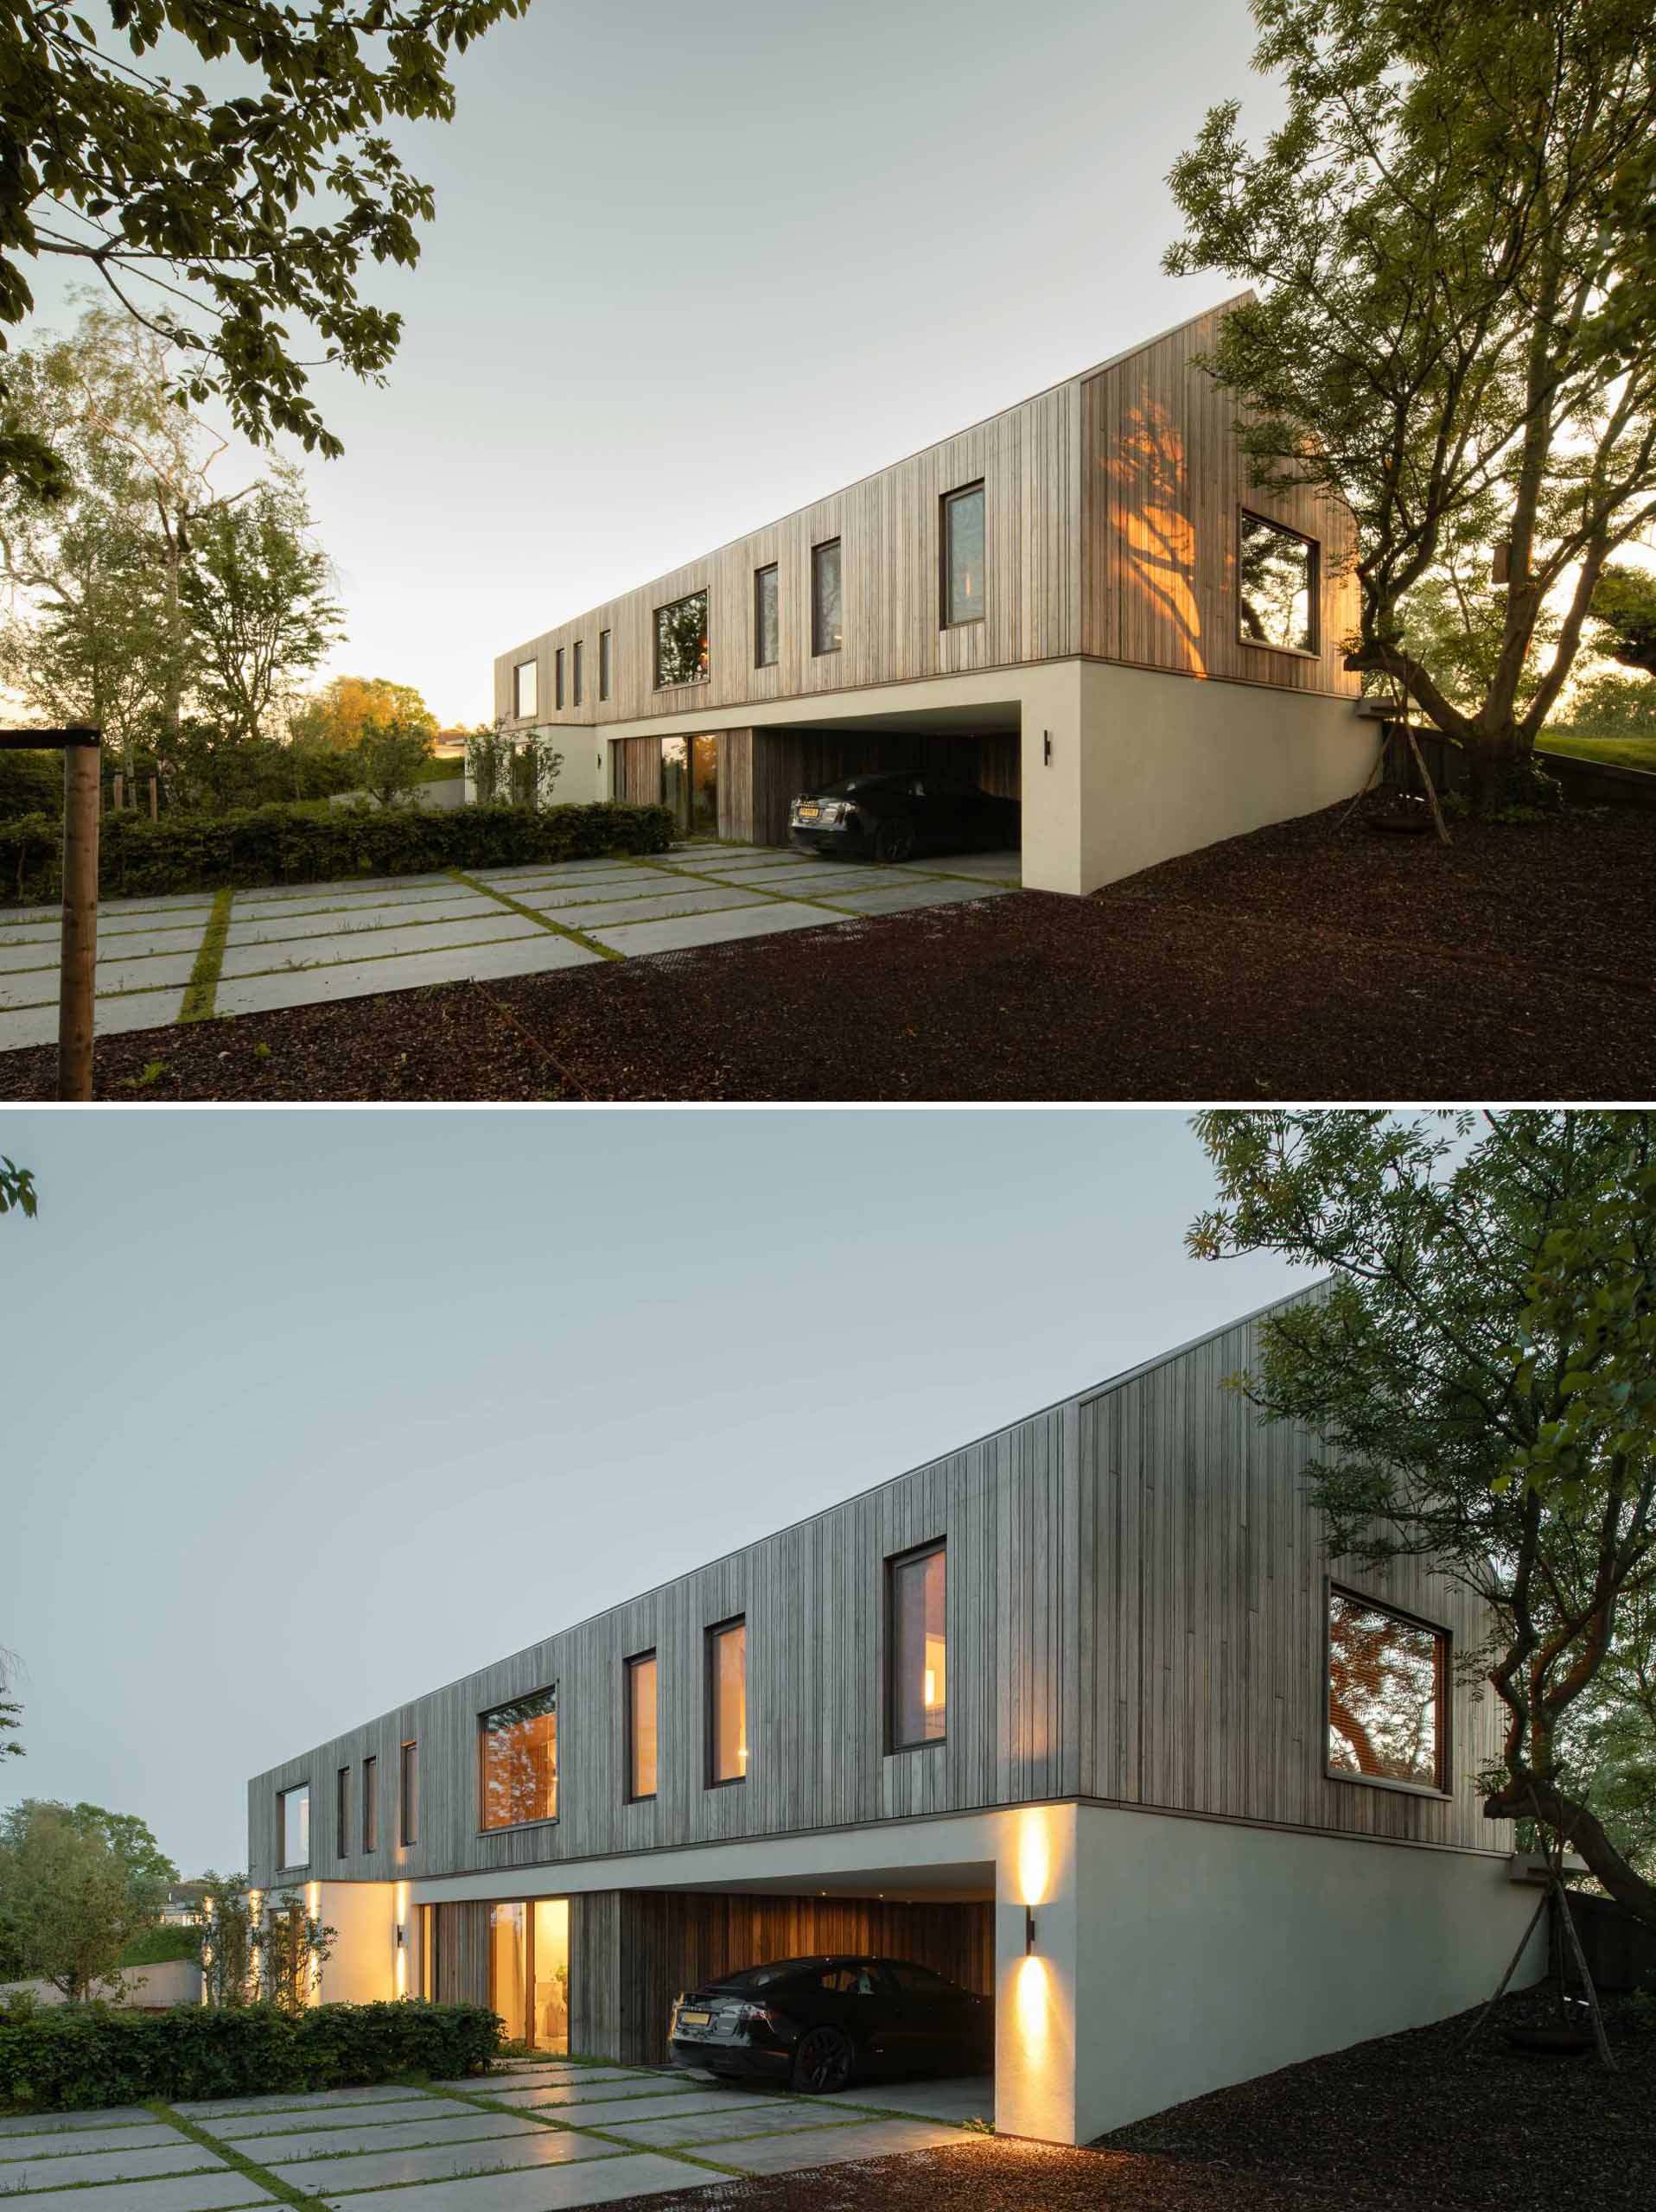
[655,589,709,688]
[627,1650,658,1801]
[707,1618,748,1785]
[599,629,612,701]
[277,1783,310,1869]
[941,482,985,626]
[1327,1589,1449,1792]
[399,1740,418,1846]
[513,658,537,720]
[419,1904,436,2001]
[1238,512,1318,654]
[481,1688,559,1829]
[573,639,583,708]
[812,539,843,655]
[361,1756,378,1853]
[889,1541,946,1749]
[554,646,565,709]
[335,1767,350,1860]
[754,563,780,668]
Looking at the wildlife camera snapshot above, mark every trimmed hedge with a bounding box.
[0,799,674,906]
[0,2000,500,2112]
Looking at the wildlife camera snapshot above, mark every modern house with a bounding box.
[247,1291,1542,2145]
[491,297,1378,897]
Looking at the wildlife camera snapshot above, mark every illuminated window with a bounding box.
[335,1767,349,1860]
[481,1688,558,1829]
[889,1541,946,1749]
[277,1783,310,1869]
[1327,1588,1448,1792]
[655,589,710,688]
[399,1740,418,1847]
[572,639,583,709]
[554,646,565,710]
[627,1650,658,1801]
[707,1618,748,1785]
[487,1897,570,2052]
[513,658,538,719]
[754,563,780,668]
[361,1756,377,1853]
[812,539,842,655]
[1238,512,1318,654]
[941,483,984,626]
[599,629,612,701]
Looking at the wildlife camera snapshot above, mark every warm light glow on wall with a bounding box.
[1016,1955,1049,2057]
[307,1885,323,2005]
[394,1884,409,1999]
[1016,1810,1052,1906]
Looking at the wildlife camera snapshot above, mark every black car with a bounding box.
[668,1955,991,2094]
[789,772,1018,863]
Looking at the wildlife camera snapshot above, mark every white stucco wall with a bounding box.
[1,1961,202,2009]
[314,1878,400,2005]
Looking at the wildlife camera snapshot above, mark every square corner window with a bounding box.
[513,658,538,720]
[1327,1589,1448,1792]
[1238,512,1317,654]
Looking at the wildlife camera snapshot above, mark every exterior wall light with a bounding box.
[1042,730,1053,766]
[1025,1905,1037,1955]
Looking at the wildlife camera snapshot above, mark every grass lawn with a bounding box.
[3,798,1652,1101]
[595,1987,1656,2212]
[118,1923,201,1966]
[1538,729,1656,772]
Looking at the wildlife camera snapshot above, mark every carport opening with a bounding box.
[756,726,1021,872]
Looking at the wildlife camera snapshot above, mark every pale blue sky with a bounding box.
[1,1107,1314,1873]
[16,0,1276,725]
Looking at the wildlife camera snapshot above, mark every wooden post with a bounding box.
[58,738,100,1102]
[112,769,124,813]
[149,775,159,822]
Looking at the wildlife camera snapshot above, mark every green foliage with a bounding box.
[164,728,363,815]
[258,1893,337,2020]
[0,750,61,823]
[347,720,436,809]
[0,1161,35,1218]
[194,1876,255,2012]
[1188,1109,1656,1925]
[0,1804,169,2002]
[1552,669,1656,740]
[0,1644,25,1767]
[0,2,532,482]
[179,472,342,747]
[0,801,671,906]
[466,725,564,807]
[118,1925,201,1967]
[1590,566,1656,677]
[0,2001,500,2113]
[1164,0,1656,806]
[288,678,439,752]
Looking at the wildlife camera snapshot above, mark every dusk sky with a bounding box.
[1,1108,1315,1876]
[17,0,1277,727]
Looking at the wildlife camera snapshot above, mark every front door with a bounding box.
[689,734,718,836]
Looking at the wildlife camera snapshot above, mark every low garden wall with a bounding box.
[0,1963,203,2012]
[0,799,673,905]
[1384,725,1656,811]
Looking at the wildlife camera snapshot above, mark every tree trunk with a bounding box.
[1462,723,1538,817]
[1486,1772,1656,1929]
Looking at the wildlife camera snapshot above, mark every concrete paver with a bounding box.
[587,899,838,957]
[218,914,533,978]
[819,2073,992,2124]
[273,2125,616,2196]
[220,2109,535,2153]
[212,930,598,1017]
[494,2087,770,2126]
[0,2174,276,2209]
[0,2123,186,2161]
[315,2151,707,2211]
[598,2101,845,2148]
[0,2109,156,2138]
[223,897,506,945]
[177,2086,435,2120]
[709,2115,965,2173]
[0,2139,224,2186]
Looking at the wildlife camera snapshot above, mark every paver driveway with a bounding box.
[0,2058,987,2208]
[0,843,1019,1052]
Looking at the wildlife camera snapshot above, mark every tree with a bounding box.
[348,718,434,808]
[0,0,531,498]
[258,1891,336,2017]
[1164,0,1656,811]
[1553,667,1656,737]
[1188,1109,1656,1926]
[290,677,439,753]
[195,1872,256,2009]
[0,1803,163,2000]
[1589,563,1656,676]
[181,470,343,747]
[0,1646,24,1764]
[0,1154,36,1217]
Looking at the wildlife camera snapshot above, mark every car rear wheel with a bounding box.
[791,2024,855,2093]
[873,821,915,864]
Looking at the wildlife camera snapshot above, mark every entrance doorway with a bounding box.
[662,734,718,837]
[487,1897,570,2051]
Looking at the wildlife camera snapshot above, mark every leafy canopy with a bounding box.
[0,1802,174,2000]
[1189,1109,1656,1925]
[1165,0,1656,792]
[0,0,531,495]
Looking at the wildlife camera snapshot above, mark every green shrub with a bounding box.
[118,1925,201,1967]
[0,2000,500,2112]
[0,752,62,824]
[0,800,673,906]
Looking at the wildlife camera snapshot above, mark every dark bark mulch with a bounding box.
[4,801,1652,1101]
[596,1989,1656,2212]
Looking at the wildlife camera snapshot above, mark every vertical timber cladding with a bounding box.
[429,1901,490,2006]
[589,1891,994,2066]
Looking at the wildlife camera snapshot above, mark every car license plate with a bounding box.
[678,2008,710,2027]
[796,803,819,821]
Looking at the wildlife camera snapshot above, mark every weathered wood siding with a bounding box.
[248,1296,1508,1889]
[1079,305,1360,696]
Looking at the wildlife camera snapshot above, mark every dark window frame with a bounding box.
[572,639,583,709]
[276,1782,311,1872]
[361,1755,378,1853]
[1322,1580,1452,1799]
[624,1648,658,1803]
[654,588,710,690]
[939,481,985,630]
[599,628,612,702]
[399,1738,418,1847]
[704,1614,748,1789]
[554,646,565,710]
[812,538,843,657]
[754,563,780,669]
[885,1537,948,1754]
[512,658,538,721]
[335,1766,350,1861]
[1236,509,1321,658]
[477,1685,560,1834]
